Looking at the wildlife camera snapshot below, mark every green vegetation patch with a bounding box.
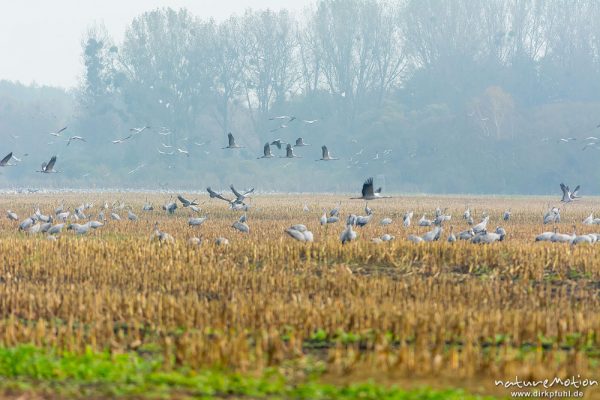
[0,344,498,399]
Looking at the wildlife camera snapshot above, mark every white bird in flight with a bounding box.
[112,134,132,144]
[66,136,86,146]
[49,126,67,137]
[130,126,151,134]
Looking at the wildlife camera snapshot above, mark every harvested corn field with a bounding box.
[0,193,598,398]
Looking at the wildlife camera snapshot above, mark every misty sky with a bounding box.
[0,0,311,89]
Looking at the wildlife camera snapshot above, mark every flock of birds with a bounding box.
[1,112,396,180]
[4,176,595,246]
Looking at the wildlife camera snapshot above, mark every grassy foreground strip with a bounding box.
[0,345,497,399]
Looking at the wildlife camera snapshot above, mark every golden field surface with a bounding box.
[0,192,598,398]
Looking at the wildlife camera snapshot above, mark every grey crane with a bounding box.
[38,222,51,233]
[163,200,178,214]
[572,232,595,245]
[230,185,254,204]
[535,227,557,242]
[543,207,560,224]
[350,177,390,200]
[560,183,580,202]
[19,217,36,231]
[433,211,451,226]
[458,229,475,240]
[418,215,432,227]
[223,132,243,149]
[447,226,456,243]
[6,210,18,221]
[422,226,442,242]
[38,156,58,173]
[403,211,413,227]
[472,216,489,234]
[48,223,65,235]
[340,224,357,244]
[330,202,341,217]
[285,224,314,242]
[35,209,52,223]
[232,221,250,233]
[317,145,339,161]
[551,225,576,243]
[282,144,301,158]
[127,210,138,221]
[355,213,373,227]
[27,223,42,235]
[258,143,275,159]
[463,207,471,220]
[503,209,511,221]
[67,222,91,235]
[295,137,310,147]
[346,214,357,226]
[380,217,392,226]
[407,234,424,243]
[177,194,199,207]
[206,187,232,203]
[188,216,208,227]
[321,209,339,225]
[151,222,174,243]
[471,227,506,244]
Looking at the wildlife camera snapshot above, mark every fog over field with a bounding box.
[2,0,600,195]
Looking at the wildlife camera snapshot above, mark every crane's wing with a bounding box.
[322,146,328,159]
[243,187,255,196]
[57,126,67,134]
[560,183,569,201]
[228,133,235,147]
[286,144,293,158]
[295,138,302,146]
[263,143,270,156]
[46,156,57,171]
[0,152,12,166]
[206,187,231,202]
[362,177,374,198]
[230,184,243,199]
[177,195,189,205]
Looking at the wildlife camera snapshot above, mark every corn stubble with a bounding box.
[0,193,598,387]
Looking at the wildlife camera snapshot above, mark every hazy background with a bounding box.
[0,0,309,88]
[1,0,600,194]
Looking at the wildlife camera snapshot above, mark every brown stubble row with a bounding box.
[0,193,597,385]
